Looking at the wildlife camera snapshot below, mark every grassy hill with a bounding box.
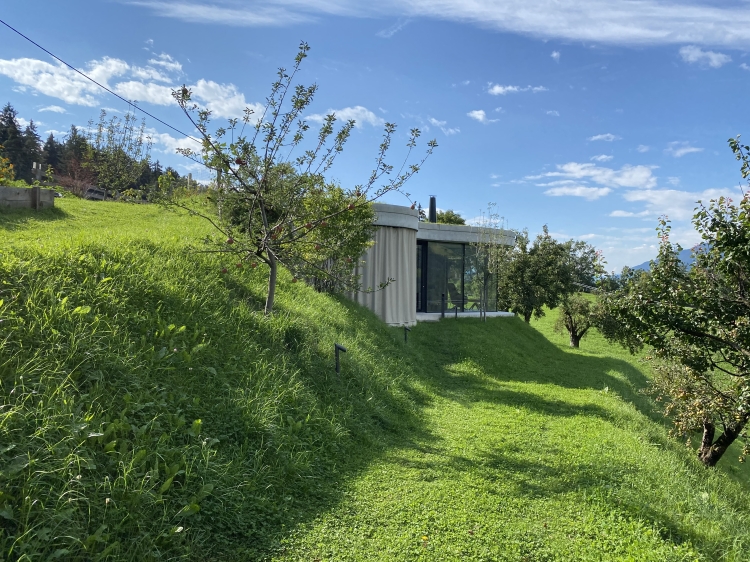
[2,198,750,561]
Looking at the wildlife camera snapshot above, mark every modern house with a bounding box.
[351,198,516,326]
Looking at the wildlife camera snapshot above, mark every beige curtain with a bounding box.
[352,226,416,326]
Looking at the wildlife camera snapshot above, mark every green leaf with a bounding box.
[176,503,200,517]
[0,504,14,521]
[159,476,174,494]
[72,305,91,315]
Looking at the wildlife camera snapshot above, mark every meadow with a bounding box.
[2,197,750,560]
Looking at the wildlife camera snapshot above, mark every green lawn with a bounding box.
[3,198,750,561]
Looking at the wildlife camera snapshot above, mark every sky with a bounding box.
[2,0,750,269]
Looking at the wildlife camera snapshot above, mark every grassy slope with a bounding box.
[2,198,750,561]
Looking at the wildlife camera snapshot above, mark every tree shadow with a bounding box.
[0,205,69,230]
[408,315,661,423]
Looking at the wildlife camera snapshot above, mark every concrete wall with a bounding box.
[0,186,55,209]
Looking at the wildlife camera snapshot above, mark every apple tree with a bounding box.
[598,137,750,466]
[164,42,436,314]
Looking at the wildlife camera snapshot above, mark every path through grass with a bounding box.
[274,318,750,561]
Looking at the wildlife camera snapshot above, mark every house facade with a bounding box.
[351,201,516,326]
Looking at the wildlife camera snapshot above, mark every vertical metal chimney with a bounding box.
[428,196,437,223]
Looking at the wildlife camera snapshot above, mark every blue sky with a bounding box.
[2,0,750,269]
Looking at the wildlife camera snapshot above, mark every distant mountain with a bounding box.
[631,247,697,272]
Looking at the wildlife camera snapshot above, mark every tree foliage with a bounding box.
[436,209,466,225]
[85,110,151,193]
[164,42,436,314]
[498,226,567,322]
[471,202,506,321]
[555,293,595,348]
[599,137,750,466]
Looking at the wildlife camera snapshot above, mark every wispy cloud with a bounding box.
[466,109,499,124]
[125,1,750,48]
[665,141,703,157]
[617,187,732,220]
[39,105,67,113]
[636,144,650,153]
[590,154,613,162]
[377,18,410,38]
[528,161,657,190]
[307,105,385,128]
[588,133,621,142]
[551,50,560,62]
[546,110,560,116]
[544,186,612,200]
[488,83,547,95]
[679,45,731,68]
[741,63,750,71]
[428,116,460,135]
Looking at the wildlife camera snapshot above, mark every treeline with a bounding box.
[0,102,190,195]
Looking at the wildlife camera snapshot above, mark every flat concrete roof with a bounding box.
[372,202,515,245]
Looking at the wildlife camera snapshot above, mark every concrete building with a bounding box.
[351,198,516,326]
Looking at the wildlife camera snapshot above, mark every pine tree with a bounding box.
[0,103,24,182]
[21,120,42,182]
[42,133,62,173]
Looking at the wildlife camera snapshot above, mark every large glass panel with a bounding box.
[416,243,423,312]
[464,247,498,312]
[426,242,464,312]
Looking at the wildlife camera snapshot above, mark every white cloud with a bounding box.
[466,109,499,124]
[636,144,650,152]
[467,109,486,122]
[126,1,750,48]
[551,50,560,62]
[529,161,657,189]
[544,186,612,200]
[620,188,732,220]
[113,81,174,105]
[665,141,703,158]
[487,83,547,95]
[679,45,731,68]
[148,128,202,154]
[377,18,410,38]
[546,110,560,116]
[0,52,218,119]
[148,53,183,73]
[609,209,650,218]
[588,133,621,142]
[17,117,30,129]
[591,154,613,162]
[307,106,385,128]
[668,176,680,186]
[131,66,172,82]
[741,63,750,71]
[0,58,106,106]
[428,117,460,135]
[44,129,68,137]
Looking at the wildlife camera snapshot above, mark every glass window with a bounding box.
[416,243,423,312]
[426,242,464,312]
[464,246,498,312]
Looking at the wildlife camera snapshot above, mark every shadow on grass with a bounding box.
[408,315,661,423]
[0,205,69,230]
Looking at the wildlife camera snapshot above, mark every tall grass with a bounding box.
[1,202,423,559]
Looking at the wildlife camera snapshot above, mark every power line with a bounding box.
[0,17,200,144]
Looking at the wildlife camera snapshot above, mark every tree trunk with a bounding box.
[698,418,747,467]
[523,311,532,323]
[265,254,277,315]
[569,332,580,348]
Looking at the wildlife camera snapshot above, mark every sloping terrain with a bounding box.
[2,198,750,561]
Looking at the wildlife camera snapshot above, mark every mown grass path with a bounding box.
[274,318,750,561]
